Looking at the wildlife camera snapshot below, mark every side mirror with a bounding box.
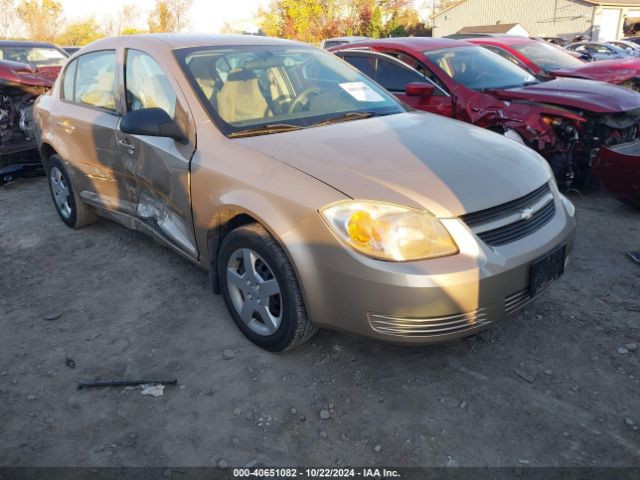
[579,53,592,62]
[405,82,435,97]
[120,108,186,142]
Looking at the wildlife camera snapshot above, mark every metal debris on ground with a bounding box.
[44,311,62,321]
[77,379,177,390]
[627,250,640,265]
[140,384,165,397]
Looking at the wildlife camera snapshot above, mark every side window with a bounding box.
[384,50,448,92]
[341,54,376,79]
[62,59,77,100]
[375,58,429,92]
[74,51,117,111]
[125,49,177,119]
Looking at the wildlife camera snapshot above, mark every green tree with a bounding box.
[120,27,146,35]
[16,0,63,41]
[259,0,430,42]
[56,18,103,46]
[260,0,343,43]
[367,5,384,38]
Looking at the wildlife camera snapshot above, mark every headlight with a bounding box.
[320,200,458,261]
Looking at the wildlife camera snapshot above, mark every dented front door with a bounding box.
[114,48,198,258]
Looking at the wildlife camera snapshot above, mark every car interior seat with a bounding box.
[217,69,269,123]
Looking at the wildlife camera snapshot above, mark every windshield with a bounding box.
[423,46,538,90]
[512,41,584,70]
[175,45,405,136]
[0,46,67,67]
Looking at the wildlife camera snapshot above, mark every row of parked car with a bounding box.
[0,33,634,350]
[325,35,640,209]
[3,36,639,208]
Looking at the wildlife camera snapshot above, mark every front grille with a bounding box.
[460,182,556,247]
[461,183,551,227]
[368,309,491,337]
[477,200,556,246]
[504,289,531,316]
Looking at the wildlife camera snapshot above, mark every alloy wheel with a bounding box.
[50,166,72,219]
[226,248,282,336]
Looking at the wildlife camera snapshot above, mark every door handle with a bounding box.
[118,139,136,154]
[56,121,75,132]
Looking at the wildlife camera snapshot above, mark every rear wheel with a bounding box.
[47,155,96,229]
[218,223,317,351]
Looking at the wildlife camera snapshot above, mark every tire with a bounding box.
[218,223,317,351]
[47,155,97,229]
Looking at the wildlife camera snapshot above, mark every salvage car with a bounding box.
[609,40,640,57]
[35,34,576,351]
[0,40,67,184]
[466,36,640,91]
[331,38,640,191]
[566,41,633,61]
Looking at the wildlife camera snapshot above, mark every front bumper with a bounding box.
[285,192,576,344]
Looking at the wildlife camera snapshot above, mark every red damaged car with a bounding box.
[331,38,640,207]
[466,36,640,91]
[0,40,67,185]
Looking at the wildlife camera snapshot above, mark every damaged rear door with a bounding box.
[114,48,198,258]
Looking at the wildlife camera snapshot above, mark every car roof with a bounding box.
[85,34,302,51]
[0,40,59,48]
[324,36,369,42]
[335,37,472,51]
[465,36,537,46]
[569,41,613,46]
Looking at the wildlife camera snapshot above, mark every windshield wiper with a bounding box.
[228,123,307,138]
[311,111,381,127]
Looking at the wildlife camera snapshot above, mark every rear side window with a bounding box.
[62,59,77,100]
[74,50,117,111]
[125,49,177,119]
[375,58,428,92]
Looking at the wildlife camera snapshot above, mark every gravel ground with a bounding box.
[0,177,639,468]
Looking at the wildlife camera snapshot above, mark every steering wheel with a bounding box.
[288,87,322,113]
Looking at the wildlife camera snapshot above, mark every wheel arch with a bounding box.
[205,205,307,301]
[39,142,58,172]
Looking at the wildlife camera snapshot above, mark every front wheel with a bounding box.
[218,223,317,351]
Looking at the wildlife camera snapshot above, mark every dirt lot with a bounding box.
[1,177,639,469]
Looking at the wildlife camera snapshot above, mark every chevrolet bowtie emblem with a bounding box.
[520,208,534,221]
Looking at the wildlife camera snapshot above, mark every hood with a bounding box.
[493,78,640,114]
[552,58,640,83]
[0,59,59,87]
[237,112,551,218]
